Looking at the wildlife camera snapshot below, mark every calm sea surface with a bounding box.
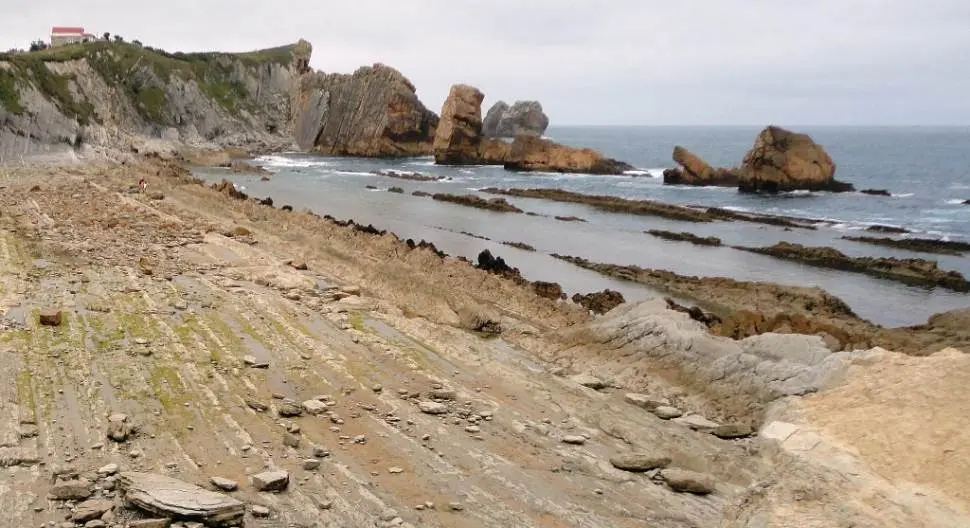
[194,126,970,327]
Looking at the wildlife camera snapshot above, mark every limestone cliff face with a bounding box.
[295,63,438,157]
[0,40,312,163]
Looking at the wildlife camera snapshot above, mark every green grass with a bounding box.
[134,85,168,123]
[200,81,250,115]
[0,70,25,114]
[3,59,96,124]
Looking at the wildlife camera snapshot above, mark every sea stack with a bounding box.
[738,126,854,193]
[433,84,632,174]
[482,100,549,138]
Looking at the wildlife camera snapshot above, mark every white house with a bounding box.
[50,26,98,47]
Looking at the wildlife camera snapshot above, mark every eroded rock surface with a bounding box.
[738,126,854,193]
[663,146,738,186]
[482,100,549,138]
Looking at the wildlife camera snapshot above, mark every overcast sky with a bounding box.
[3,1,969,126]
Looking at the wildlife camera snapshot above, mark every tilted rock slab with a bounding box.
[118,472,245,526]
[296,63,439,157]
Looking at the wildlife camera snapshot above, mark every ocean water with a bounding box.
[194,126,970,327]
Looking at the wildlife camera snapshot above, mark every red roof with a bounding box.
[51,27,85,34]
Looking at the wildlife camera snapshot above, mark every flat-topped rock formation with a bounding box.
[663,146,738,186]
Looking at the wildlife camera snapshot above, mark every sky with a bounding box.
[3,0,970,126]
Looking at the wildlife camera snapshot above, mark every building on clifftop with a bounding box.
[50,26,98,47]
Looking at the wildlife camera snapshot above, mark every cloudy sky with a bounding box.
[3,1,969,125]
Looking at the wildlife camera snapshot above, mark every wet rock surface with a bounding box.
[431,193,523,213]
[737,241,969,291]
[646,230,722,246]
[552,253,970,354]
[843,235,970,255]
[504,135,634,175]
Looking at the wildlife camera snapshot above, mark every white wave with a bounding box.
[334,171,375,177]
[253,154,331,169]
[719,205,750,212]
[459,169,475,175]
[945,199,967,205]
[892,193,914,198]
[404,160,437,167]
[784,190,813,196]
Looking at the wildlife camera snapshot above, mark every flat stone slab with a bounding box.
[302,399,327,415]
[660,468,716,494]
[418,401,448,415]
[251,470,289,492]
[623,393,668,410]
[119,471,244,526]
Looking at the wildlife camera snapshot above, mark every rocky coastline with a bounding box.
[843,235,970,255]
[736,242,969,292]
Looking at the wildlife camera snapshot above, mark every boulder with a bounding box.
[673,414,721,433]
[432,84,509,165]
[609,453,672,472]
[209,477,238,492]
[49,479,94,500]
[572,289,625,314]
[295,63,439,157]
[659,468,716,494]
[653,406,684,419]
[418,401,448,415]
[106,413,132,442]
[72,499,114,522]
[482,100,549,137]
[663,146,738,186]
[251,470,289,492]
[118,472,245,526]
[712,424,754,439]
[533,281,565,300]
[39,309,63,326]
[302,399,328,415]
[738,126,853,193]
[505,135,634,175]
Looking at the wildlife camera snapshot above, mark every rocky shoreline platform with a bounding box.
[0,158,967,528]
[1,35,969,528]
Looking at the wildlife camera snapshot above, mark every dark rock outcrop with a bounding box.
[502,241,535,251]
[843,235,970,256]
[211,179,247,200]
[738,242,969,292]
[432,84,510,165]
[572,289,625,314]
[504,135,634,175]
[296,63,439,157]
[482,187,713,222]
[431,193,522,213]
[738,126,854,193]
[482,100,549,138]
[860,188,891,196]
[663,146,738,186]
[866,224,910,234]
[646,230,722,246]
[533,281,566,300]
[476,250,524,282]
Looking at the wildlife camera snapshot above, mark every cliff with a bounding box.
[0,40,312,163]
[295,64,438,157]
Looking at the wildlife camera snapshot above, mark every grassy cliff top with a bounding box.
[0,40,308,124]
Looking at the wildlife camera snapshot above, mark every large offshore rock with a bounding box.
[482,100,549,137]
[295,63,438,157]
[739,126,853,193]
[118,472,245,526]
[432,84,509,165]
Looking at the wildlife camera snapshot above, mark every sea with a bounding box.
[193,126,970,328]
